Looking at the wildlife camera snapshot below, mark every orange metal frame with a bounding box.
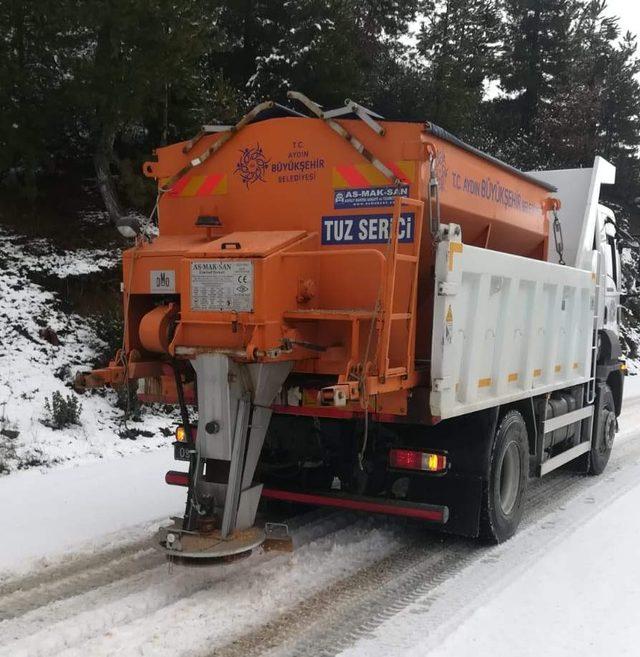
[375,196,424,385]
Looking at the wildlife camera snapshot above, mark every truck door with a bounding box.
[600,209,620,336]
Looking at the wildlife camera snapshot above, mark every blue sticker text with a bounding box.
[321,213,415,245]
[333,185,410,209]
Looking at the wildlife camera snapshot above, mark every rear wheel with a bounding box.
[588,384,616,476]
[480,410,528,543]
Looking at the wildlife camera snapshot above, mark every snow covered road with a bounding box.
[339,397,640,657]
[0,449,184,579]
[1,392,640,657]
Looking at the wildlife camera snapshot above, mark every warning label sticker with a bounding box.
[190,260,253,312]
[445,305,453,344]
[150,270,175,294]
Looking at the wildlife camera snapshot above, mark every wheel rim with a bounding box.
[600,410,616,453]
[499,441,521,515]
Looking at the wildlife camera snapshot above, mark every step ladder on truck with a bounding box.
[78,92,630,555]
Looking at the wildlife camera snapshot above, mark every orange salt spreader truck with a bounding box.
[81,92,628,555]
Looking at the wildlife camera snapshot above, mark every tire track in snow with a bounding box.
[0,511,371,657]
[0,506,344,622]
[329,440,640,657]
[2,398,639,657]
[211,407,640,657]
[0,541,163,621]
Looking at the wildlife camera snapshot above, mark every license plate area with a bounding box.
[173,442,194,462]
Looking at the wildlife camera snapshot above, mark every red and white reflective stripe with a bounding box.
[164,173,228,197]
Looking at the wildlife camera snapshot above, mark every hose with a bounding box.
[172,360,199,531]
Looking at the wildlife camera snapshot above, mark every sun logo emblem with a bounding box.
[234,143,270,188]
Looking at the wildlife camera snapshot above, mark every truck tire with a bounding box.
[588,384,616,476]
[480,410,528,543]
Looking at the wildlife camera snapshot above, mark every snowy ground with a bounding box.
[351,484,640,657]
[0,384,639,657]
[2,217,640,656]
[0,225,176,474]
[0,449,185,579]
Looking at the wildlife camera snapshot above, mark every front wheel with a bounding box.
[480,410,529,543]
[588,384,616,476]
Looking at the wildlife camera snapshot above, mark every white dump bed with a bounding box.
[430,226,596,419]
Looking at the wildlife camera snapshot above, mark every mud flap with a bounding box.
[404,407,498,538]
[408,472,484,537]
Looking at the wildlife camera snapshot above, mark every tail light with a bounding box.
[175,425,197,443]
[389,449,447,473]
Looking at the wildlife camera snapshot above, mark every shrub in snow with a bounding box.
[0,402,19,440]
[115,384,142,421]
[42,392,83,430]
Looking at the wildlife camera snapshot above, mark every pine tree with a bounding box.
[594,27,640,207]
[500,0,580,134]
[525,1,640,206]
[0,0,638,227]
[417,0,502,133]
[223,0,426,109]
[0,1,77,196]
[66,0,225,221]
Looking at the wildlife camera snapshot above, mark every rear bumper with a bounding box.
[261,488,449,523]
[165,471,449,524]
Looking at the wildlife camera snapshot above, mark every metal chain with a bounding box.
[552,210,566,266]
[427,150,441,244]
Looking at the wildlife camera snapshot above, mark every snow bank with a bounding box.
[0,225,175,474]
[623,372,640,398]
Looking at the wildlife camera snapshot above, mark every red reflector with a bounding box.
[166,471,189,487]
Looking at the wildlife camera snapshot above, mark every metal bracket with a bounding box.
[438,281,459,296]
[538,405,594,476]
[263,522,294,552]
[220,395,251,537]
[432,377,452,392]
[542,405,593,434]
[324,99,386,136]
[161,100,278,192]
[427,146,441,238]
[287,91,399,184]
[539,441,591,476]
